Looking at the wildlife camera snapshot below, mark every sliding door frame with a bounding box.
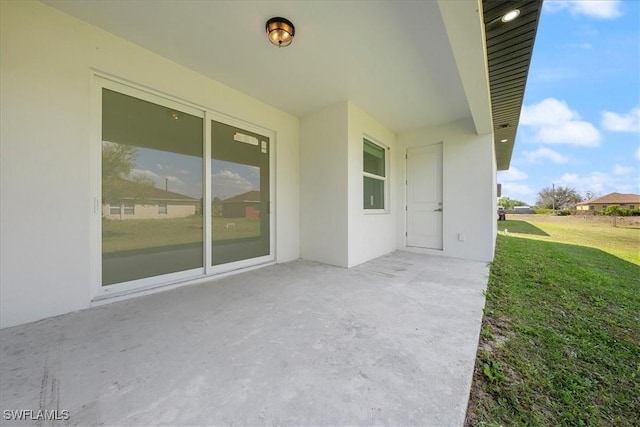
[90,72,276,300]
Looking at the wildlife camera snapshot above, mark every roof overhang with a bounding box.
[483,0,543,170]
[438,0,493,136]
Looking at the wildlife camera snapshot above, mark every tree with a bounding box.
[212,197,223,217]
[498,197,528,210]
[535,185,582,210]
[102,142,153,205]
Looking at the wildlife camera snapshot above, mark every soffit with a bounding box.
[483,0,543,171]
[43,0,472,134]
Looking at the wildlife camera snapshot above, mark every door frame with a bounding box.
[405,142,443,250]
[90,72,275,300]
[205,110,276,276]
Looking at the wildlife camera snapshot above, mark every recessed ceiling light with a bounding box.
[500,138,508,143]
[501,9,520,23]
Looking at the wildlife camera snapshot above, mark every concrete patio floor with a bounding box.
[0,251,488,427]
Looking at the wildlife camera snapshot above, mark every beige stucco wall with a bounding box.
[102,203,196,220]
[577,203,636,212]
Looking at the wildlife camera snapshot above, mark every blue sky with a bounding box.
[498,0,640,205]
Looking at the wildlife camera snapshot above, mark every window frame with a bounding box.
[362,136,389,214]
[123,202,135,215]
[109,204,121,216]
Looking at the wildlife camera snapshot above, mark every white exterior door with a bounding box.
[406,143,443,249]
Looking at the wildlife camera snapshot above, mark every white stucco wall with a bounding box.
[0,0,300,328]
[346,103,397,267]
[397,120,496,262]
[300,102,397,268]
[300,103,349,267]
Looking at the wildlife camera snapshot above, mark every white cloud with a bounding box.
[128,169,188,193]
[156,163,191,176]
[532,67,576,83]
[536,121,601,147]
[165,175,185,185]
[558,171,612,194]
[500,183,537,204]
[521,98,577,126]
[211,169,256,199]
[544,0,622,19]
[129,168,160,182]
[524,147,569,164]
[558,170,640,195]
[613,164,634,176]
[520,98,601,147]
[636,146,640,161]
[498,167,528,182]
[601,107,640,133]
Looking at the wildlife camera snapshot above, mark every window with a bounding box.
[123,202,134,215]
[602,205,607,210]
[109,204,121,215]
[363,138,387,210]
[589,205,595,211]
[630,205,636,209]
[158,203,167,215]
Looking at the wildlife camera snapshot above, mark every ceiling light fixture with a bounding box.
[167,111,181,121]
[501,9,520,22]
[500,138,508,143]
[266,17,295,47]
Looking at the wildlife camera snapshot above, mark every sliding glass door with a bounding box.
[211,120,270,266]
[101,89,204,286]
[97,79,274,292]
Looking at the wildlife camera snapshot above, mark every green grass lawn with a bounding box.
[465,219,640,426]
[102,216,261,253]
[498,215,640,264]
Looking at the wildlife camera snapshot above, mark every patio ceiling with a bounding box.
[483,0,543,170]
[43,0,472,134]
[43,0,541,169]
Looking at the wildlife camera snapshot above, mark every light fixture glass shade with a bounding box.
[501,9,520,22]
[266,17,295,47]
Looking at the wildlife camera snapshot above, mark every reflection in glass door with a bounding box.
[101,89,204,285]
[211,120,270,265]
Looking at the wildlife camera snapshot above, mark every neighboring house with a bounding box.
[576,193,640,212]
[0,0,542,327]
[222,191,261,218]
[103,185,199,220]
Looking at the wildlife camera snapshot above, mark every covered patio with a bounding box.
[1,252,487,426]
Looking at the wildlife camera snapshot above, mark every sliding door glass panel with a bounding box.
[102,89,204,285]
[211,120,269,265]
